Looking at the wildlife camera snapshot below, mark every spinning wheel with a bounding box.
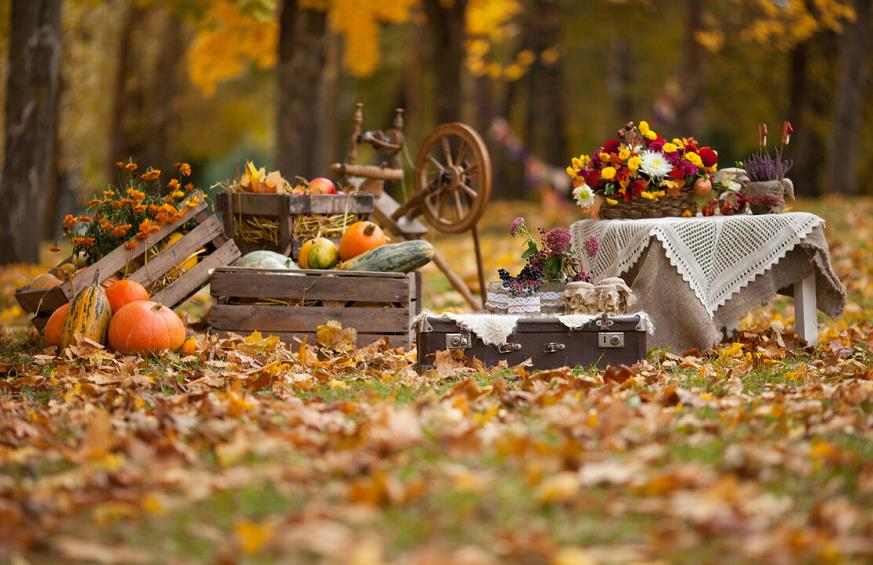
[331,104,492,310]
[413,123,491,234]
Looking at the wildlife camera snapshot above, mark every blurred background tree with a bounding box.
[0,0,870,264]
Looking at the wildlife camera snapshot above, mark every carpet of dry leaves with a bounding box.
[1,197,871,564]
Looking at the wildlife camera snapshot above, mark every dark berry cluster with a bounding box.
[498,266,543,296]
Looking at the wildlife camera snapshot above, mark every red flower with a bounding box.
[582,169,601,187]
[698,147,718,167]
[602,139,621,154]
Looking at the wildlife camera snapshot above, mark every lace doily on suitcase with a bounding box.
[571,212,823,317]
[414,312,654,347]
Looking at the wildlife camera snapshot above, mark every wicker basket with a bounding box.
[598,186,697,220]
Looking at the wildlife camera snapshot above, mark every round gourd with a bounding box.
[61,271,112,348]
[339,240,434,273]
[105,280,150,313]
[28,273,63,290]
[339,221,388,261]
[108,300,186,354]
[44,303,70,347]
[297,239,316,269]
[234,250,298,270]
[305,238,339,269]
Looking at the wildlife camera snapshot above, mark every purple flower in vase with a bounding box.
[678,160,699,178]
[545,228,572,253]
[510,217,525,236]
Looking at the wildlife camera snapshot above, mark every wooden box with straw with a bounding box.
[217,191,374,260]
[15,192,240,332]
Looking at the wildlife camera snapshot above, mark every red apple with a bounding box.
[309,177,337,195]
[693,177,712,197]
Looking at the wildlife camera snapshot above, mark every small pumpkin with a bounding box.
[44,303,71,347]
[297,239,316,269]
[61,271,112,348]
[108,300,186,354]
[339,221,388,261]
[305,237,339,269]
[105,279,150,313]
[28,273,63,290]
[181,337,198,355]
[235,250,297,270]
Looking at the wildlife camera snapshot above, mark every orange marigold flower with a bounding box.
[115,161,127,169]
[72,236,96,248]
[176,162,192,176]
[88,198,102,207]
[127,188,146,201]
[113,224,131,237]
[103,189,116,198]
[63,214,77,228]
[77,215,92,223]
[171,190,184,199]
[184,183,194,191]
[125,162,138,171]
[140,167,161,181]
[186,195,200,208]
[167,178,180,190]
[49,245,61,253]
[124,241,138,250]
[133,204,146,214]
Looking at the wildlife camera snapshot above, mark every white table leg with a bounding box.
[793,274,818,345]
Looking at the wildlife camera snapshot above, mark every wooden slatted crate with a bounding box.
[15,192,240,331]
[209,267,421,347]
[216,192,374,259]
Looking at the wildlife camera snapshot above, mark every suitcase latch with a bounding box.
[544,342,566,353]
[598,332,624,348]
[497,342,522,354]
[446,333,471,350]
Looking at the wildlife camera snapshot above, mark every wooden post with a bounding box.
[793,274,817,345]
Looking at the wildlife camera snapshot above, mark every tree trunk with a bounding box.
[109,4,184,176]
[0,0,62,265]
[826,0,872,195]
[276,0,328,179]
[786,41,817,197]
[674,0,705,134]
[422,0,467,124]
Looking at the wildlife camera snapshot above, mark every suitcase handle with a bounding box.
[497,342,522,354]
[544,342,566,353]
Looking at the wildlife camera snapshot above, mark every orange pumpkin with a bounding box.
[339,221,388,261]
[108,300,186,354]
[105,280,150,314]
[44,303,71,347]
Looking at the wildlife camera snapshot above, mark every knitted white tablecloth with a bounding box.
[571,212,824,318]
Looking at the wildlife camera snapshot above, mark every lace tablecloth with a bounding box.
[571,212,846,351]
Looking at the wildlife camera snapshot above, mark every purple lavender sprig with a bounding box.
[744,151,794,182]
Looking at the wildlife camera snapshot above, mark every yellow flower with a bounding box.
[684,152,703,167]
[628,156,642,172]
[672,138,685,149]
[640,191,654,200]
[639,121,650,135]
[578,154,590,166]
[662,143,677,153]
[605,198,619,205]
[599,152,611,162]
[618,148,630,161]
[601,166,617,180]
[566,166,578,179]
[645,130,657,140]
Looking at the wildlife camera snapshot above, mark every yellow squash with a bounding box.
[60,271,112,348]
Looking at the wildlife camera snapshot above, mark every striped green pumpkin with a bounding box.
[60,271,112,348]
[338,240,434,273]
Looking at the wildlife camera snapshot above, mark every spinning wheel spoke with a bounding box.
[441,137,454,167]
[460,182,478,199]
[453,190,467,218]
[427,155,445,172]
[456,139,468,167]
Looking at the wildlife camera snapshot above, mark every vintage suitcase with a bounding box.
[416,314,649,371]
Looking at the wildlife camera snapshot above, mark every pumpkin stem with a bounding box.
[92,269,100,287]
[363,223,376,236]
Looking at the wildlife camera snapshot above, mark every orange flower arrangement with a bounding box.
[62,159,201,265]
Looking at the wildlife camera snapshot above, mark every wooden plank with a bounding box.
[794,274,818,345]
[152,239,241,307]
[218,192,287,217]
[213,330,410,348]
[278,200,293,256]
[287,193,373,215]
[15,286,68,313]
[211,267,408,279]
[210,304,410,333]
[128,215,224,286]
[211,270,410,302]
[197,208,228,247]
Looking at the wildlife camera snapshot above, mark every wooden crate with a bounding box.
[217,192,374,259]
[15,192,240,331]
[209,267,421,347]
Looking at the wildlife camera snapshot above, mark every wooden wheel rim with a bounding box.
[414,123,492,234]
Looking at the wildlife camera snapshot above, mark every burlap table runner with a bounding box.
[571,214,846,352]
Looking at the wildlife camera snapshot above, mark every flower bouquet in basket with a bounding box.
[566,121,719,219]
[487,218,599,315]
